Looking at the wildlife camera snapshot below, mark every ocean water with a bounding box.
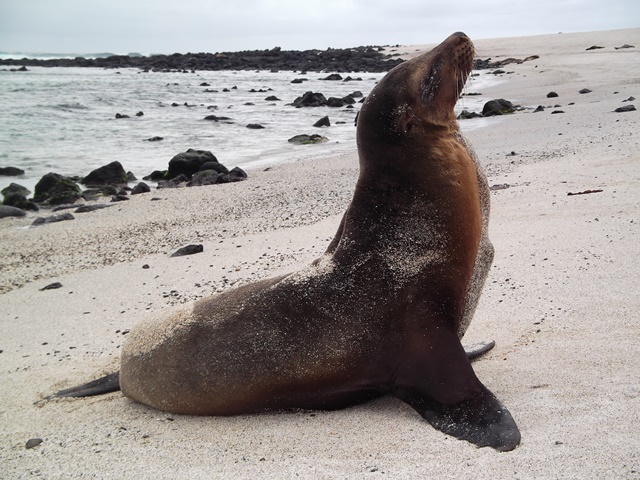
[0,66,494,194]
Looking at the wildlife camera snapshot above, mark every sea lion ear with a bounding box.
[398,112,414,134]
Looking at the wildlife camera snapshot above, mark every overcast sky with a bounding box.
[1,0,638,54]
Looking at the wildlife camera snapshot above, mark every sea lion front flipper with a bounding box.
[393,333,520,451]
[464,340,495,361]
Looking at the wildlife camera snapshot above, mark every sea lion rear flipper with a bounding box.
[464,340,495,361]
[394,333,520,451]
[56,372,120,398]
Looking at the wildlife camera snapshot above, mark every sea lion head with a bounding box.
[357,32,474,162]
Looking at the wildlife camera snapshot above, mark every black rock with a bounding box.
[321,73,342,80]
[291,78,307,84]
[623,96,635,102]
[614,105,636,113]
[25,438,43,449]
[74,204,113,213]
[292,91,327,107]
[551,110,565,114]
[313,116,331,127]
[31,212,75,226]
[586,45,604,50]
[82,161,128,186]
[579,88,592,94]
[170,244,203,257]
[0,166,25,176]
[115,113,130,119]
[326,97,345,107]
[168,149,218,179]
[40,282,63,291]
[342,95,356,105]
[111,194,129,202]
[136,111,144,117]
[203,115,232,122]
[3,193,39,211]
[482,99,516,116]
[457,110,483,119]
[533,105,545,112]
[200,82,210,86]
[143,170,168,181]
[0,205,26,218]
[33,173,82,205]
[1,182,30,198]
[131,182,151,194]
[217,167,248,184]
[145,136,164,142]
[187,170,220,187]
[288,134,328,145]
[246,123,265,129]
[198,161,229,174]
[264,95,280,101]
[547,92,559,98]
[350,91,363,98]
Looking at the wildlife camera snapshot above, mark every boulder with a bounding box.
[313,116,331,127]
[292,91,327,107]
[0,166,25,176]
[321,73,342,80]
[326,97,345,107]
[187,170,220,187]
[288,134,329,145]
[482,99,516,117]
[2,193,39,211]
[81,161,128,186]
[1,183,30,198]
[217,167,248,183]
[246,124,265,129]
[33,173,82,205]
[198,161,229,174]
[0,205,27,218]
[171,244,203,257]
[168,149,218,179]
[143,170,168,181]
[131,182,151,195]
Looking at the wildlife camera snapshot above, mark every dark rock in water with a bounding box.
[291,78,307,84]
[171,244,203,257]
[25,438,43,449]
[131,182,151,194]
[143,170,168,181]
[146,136,164,142]
[326,97,345,107]
[204,115,232,122]
[0,166,25,176]
[200,82,210,86]
[198,161,229,174]
[350,90,363,98]
[264,95,280,101]
[342,95,356,105]
[288,134,328,145]
[3,193,39,211]
[533,105,545,113]
[157,174,189,189]
[457,110,482,120]
[482,99,516,116]
[579,88,592,94]
[31,212,75,226]
[82,161,128,186]
[615,44,635,50]
[586,45,604,50]
[623,96,635,102]
[115,113,130,119]
[187,170,220,186]
[246,123,265,129]
[40,282,63,291]
[551,110,565,114]
[292,91,327,107]
[168,149,218,179]
[136,111,144,117]
[126,171,137,182]
[1,182,30,198]
[0,205,26,218]
[313,116,331,127]
[321,73,342,81]
[547,92,558,98]
[33,173,82,205]
[614,105,636,113]
[74,204,113,213]
[82,185,119,199]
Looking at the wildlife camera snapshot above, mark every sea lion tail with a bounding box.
[463,340,495,361]
[56,371,120,398]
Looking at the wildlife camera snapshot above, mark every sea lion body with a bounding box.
[68,33,520,451]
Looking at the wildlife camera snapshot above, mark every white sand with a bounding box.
[1,28,639,478]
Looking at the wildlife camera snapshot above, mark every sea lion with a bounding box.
[57,32,520,451]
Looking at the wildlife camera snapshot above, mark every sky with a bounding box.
[0,0,638,55]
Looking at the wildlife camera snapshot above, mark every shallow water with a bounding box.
[0,67,493,193]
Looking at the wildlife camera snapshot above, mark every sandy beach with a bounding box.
[1,28,639,478]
